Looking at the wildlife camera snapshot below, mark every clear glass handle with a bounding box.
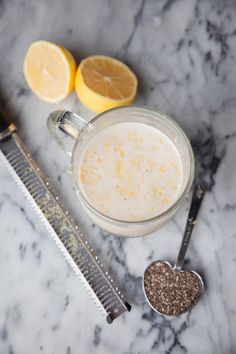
[47,110,87,155]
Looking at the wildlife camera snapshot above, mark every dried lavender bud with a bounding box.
[144,261,203,316]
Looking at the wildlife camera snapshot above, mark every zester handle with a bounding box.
[0,107,16,140]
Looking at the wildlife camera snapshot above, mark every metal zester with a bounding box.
[0,109,131,323]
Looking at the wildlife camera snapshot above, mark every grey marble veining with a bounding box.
[0,0,236,353]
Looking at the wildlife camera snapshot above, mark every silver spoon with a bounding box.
[143,185,205,316]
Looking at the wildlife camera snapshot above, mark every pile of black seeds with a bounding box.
[144,261,203,316]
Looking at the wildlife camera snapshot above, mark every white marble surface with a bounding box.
[0,0,236,353]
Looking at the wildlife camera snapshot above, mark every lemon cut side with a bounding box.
[24,40,76,103]
[75,55,138,113]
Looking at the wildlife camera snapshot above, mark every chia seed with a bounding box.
[144,261,203,316]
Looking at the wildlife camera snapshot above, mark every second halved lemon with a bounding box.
[75,55,138,113]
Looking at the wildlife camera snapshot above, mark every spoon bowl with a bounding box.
[143,260,204,316]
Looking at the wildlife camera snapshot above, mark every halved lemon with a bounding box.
[75,55,138,113]
[24,40,76,103]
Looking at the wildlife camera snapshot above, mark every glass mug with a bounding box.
[47,107,194,237]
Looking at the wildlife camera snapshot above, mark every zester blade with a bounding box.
[0,133,131,323]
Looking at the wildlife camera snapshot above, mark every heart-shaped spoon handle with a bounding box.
[175,185,205,271]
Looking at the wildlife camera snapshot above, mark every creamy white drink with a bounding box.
[77,122,183,224]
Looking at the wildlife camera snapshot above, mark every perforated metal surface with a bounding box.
[0,134,130,323]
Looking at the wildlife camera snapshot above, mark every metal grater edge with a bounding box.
[0,133,131,323]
